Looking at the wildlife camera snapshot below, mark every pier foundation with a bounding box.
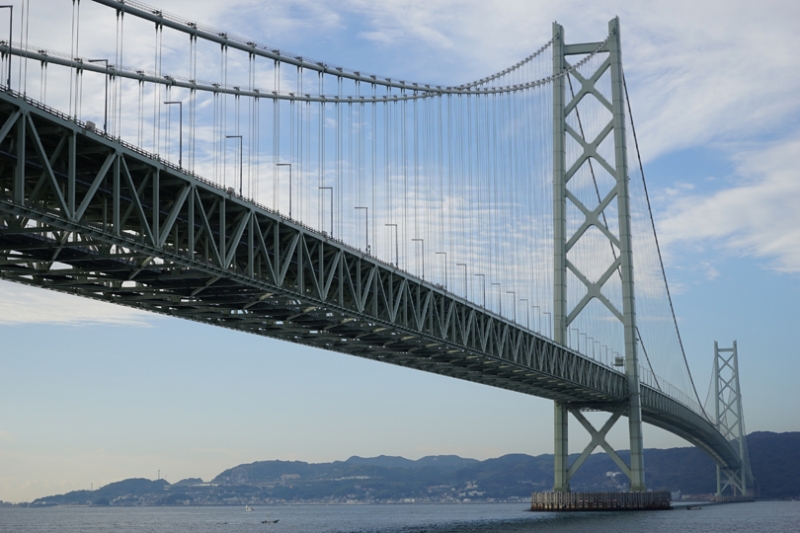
[531,491,671,511]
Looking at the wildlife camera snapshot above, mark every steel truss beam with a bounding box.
[0,87,742,479]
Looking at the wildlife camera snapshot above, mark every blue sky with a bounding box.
[1,0,799,503]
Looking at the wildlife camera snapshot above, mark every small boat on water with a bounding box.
[262,519,280,524]
[245,505,254,511]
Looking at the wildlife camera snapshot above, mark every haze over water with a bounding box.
[2,501,798,533]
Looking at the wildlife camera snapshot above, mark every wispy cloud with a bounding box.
[659,132,800,273]
[0,281,154,326]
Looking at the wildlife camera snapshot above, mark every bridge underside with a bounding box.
[0,88,742,475]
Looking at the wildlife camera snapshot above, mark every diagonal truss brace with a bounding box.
[567,409,631,481]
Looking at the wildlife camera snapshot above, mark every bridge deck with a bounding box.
[0,88,741,472]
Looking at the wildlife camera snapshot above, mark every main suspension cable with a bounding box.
[622,70,708,419]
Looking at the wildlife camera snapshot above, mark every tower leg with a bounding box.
[553,402,570,492]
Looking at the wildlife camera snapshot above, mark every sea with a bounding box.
[1,501,798,533]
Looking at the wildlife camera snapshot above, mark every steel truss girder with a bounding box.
[0,88,743,475]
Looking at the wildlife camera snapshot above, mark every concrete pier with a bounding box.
[531,491,672,511]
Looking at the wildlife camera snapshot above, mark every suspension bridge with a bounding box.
[0,0,752,501]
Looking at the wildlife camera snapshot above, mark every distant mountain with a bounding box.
[344,455,479,470]
[344,455,418,469]
[748,431,800,498]
[31,479,171,506]
[28,431,799,506]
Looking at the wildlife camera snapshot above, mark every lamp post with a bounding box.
[456,263,467,298]
[385,224,398,267]
[0,5,12,89]
[89,59,109,132]
[436,252,447,288]
[491,282,501,315]
[319,186,333,236]
[570,328,581,350]
[355,206,369,252]
[226,134,243,194]
[412,238,424,279]
[506,291,516,322]
[543,311,552,338]
[276,163,292,216]
[165,101,184,168]
[520,298,529,329]
[474,273,485,308]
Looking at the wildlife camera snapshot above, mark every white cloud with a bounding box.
[0,281,154,326]
[659,132,800,273]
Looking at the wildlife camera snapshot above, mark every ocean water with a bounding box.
[1,501,798,533]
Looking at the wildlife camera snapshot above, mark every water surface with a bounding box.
[2,501,797,533]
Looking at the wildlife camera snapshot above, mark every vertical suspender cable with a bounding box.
[623,71,706,415]
[22,0,29,95]
[190,34,197,172]
[318,71,324,229]
[116,11,124,138]
[273,59,280,210]
[69,0,76,117]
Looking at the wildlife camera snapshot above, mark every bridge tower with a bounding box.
[552,18,646,492]
[714,341,753,497]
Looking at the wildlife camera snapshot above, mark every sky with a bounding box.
[1,0,800,503]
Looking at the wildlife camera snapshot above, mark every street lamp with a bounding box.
[225,135,242,193]
[436,252,447,288]
[385,224,398,267]
[542,311,552,338]
[89,59,109,132]
[319,186,333,236]
[491,282,501,314]
[456,263,467,298]
[0,5,12,89]
[570,328,579,350]
[412,238,424,279]
[355,206,369,252]
[276,163,292,216]
[520,299,529,329]
[165,101,184,168]
[506,291,516,322]
[474,273,485,308]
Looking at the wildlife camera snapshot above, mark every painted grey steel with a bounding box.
[227,135,243,195]
[0,88,741,473]
[88,59,109,132]
[165,101,183,169]
[552,18,644,491]
[276,163,292,219]
[608,18,646,492]
[714,341,753,496]
[0,4,12,88]
[551,20,570,494]
[90,0,545,95]
[0,40,608,103]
